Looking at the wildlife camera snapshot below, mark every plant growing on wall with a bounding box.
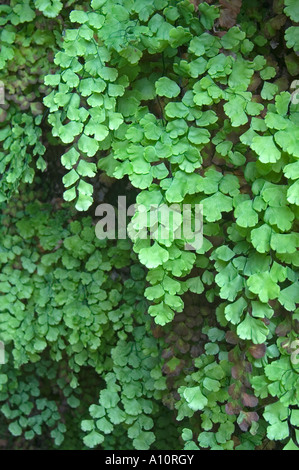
[0,0,298,450]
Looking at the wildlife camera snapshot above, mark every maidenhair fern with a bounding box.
[0,0,298,451]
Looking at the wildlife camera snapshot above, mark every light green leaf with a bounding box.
[188,127,210,145]
[234,200,258,228]
[61,147,80,169]
[148,302,174,325]
[224,297,247,325]
[78,134,99,157]
[76,160,97,178]
[58,122,83,144]
[183,387,208,411]
[287,180,299,205]
[83,430,104,448]
[251,224,272,253]
[202,192,233,222]
[284,0,299,21]
[224,96,248,127]
[62,169,79,187]
[186,277,204,294]
[251,135,281,163]
[247,272,280,303]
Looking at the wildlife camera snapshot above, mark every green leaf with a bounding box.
[76,160,97,178]
[251,224,271,253]
[1,29,16,44]
[183,386,208,411]
[8,421,22,437]
[221,27,246,50]
[133,431,155,451]
[62,169,79,188]
[237,314,269,344]
[182,428,193,442]
[264,206,294,232]
[58,122,83,144]
[188,127,210,145]
[251,301,274,319]
[287,180,299,205]
[61,148,80,169]
[139,242,169,269]
[70,9,89,23]
[63,186,77,202]
[148,302,174,325]
[284,161,299,180]
[186,277,204,294]
[246,101,264,116]
[96,417,113,434]
[169,26,192,48]
[62,69,80,87]
[251,136,281,163]
[84,122,109,141]
[224,96,248,127]
[119,45,142,64]
[270,232,299,254]
[83,430,104,448]
[134,78,156,100]
[234,200,258,228]
[68,395,80,408]
[284,0,299,21]
[155,77,180,98]
[198,432,217,448]
[224,297,247,325]
[261,82,278,100]
[278,282,299,311]
[275,127,299,157]
[166,119,188,138]
[285,27,299,51]
[216,422,235,444]
[189,37,205,56]
[145,284,164,300]
[197,2,219,30]
[108,112,123,130]
[229,57,254,91]
[75,192,93,211]
[202,192,233,222]
[13,3,35,22]
[275,92,291,116]
[78,134,99,157]
[99,390,119,409]
[203,377,220,392]
[264,402,289,441]
[260,66,276,80]
[215,263,244,301]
